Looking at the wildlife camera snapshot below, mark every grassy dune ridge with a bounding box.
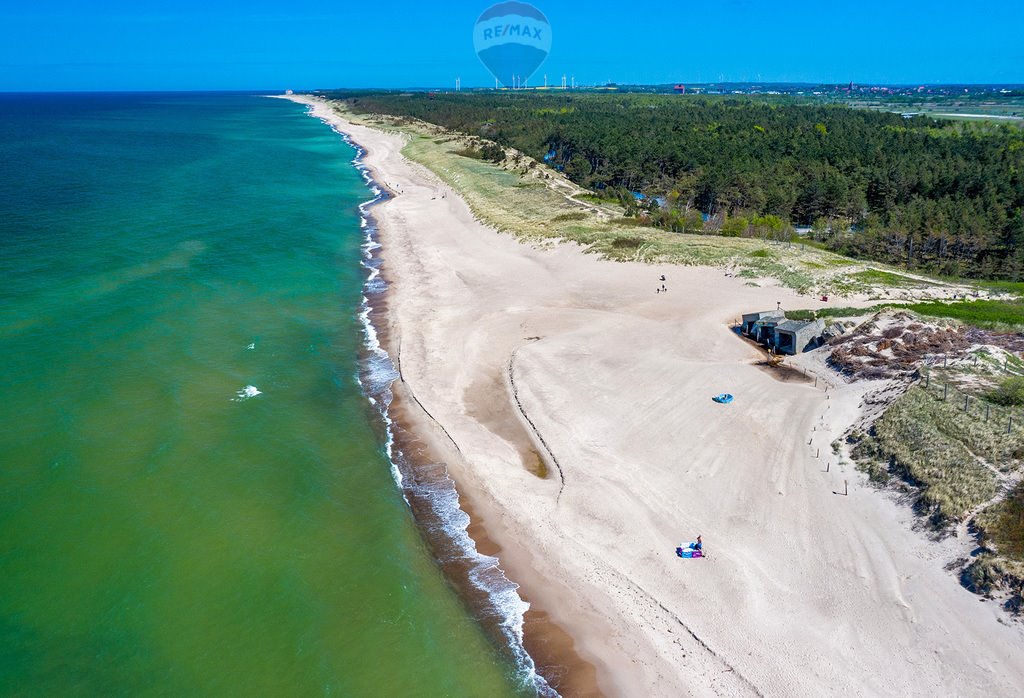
[857,385,1005,524]
[341,105,966,298]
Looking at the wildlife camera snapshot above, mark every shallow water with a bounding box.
[0,92,525,696]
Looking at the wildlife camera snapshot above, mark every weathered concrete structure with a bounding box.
[741,311,825,355]
[773,318,826,355]
[741,310,785,342]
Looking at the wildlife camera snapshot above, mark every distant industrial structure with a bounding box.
[741,311,825,355]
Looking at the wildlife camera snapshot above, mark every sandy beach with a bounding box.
[286,94,1024,697]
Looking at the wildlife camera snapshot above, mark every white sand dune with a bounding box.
[287,95,1024,697]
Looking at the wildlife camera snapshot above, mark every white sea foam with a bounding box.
[232,385,262,401]
[246,342,255,350]
[310,108,557,697]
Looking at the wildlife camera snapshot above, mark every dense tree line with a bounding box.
[327,91,1024,279]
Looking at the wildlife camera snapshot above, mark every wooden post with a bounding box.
[826,462,830,472]
[926,372,930,388]
[944,383,948,400]
[814,376,818,387]
[816,448,820,458]
[844,480,848,496]
[964,395,969,412]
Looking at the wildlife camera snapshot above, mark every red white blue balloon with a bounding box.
[473,2,551,87]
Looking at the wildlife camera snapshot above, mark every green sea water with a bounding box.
[0,93,525,696]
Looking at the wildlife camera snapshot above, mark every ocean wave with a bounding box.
[232,385,262,401]
[306,107,557,697]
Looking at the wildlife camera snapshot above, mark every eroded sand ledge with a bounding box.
[284,94,1024,697]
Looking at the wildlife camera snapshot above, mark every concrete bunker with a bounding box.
[741,312,825,355]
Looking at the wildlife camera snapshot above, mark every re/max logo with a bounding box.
[481,23,543,41]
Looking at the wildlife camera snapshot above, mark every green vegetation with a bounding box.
[452,146,483,159]
[963,553,1023,599]
[849,269,929,288]
[453,143,504,162]
[977,279,1024,297]
[855,386,1005,525]
[904,299,1024,330]
[987,376,1024,406]
[978,483,1024,560]
[784,306,883,321]
[332,91,1024,280]
[551,211,587,222]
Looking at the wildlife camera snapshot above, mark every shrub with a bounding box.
[963,554,1004,594]
[479,143,505,162]
[978,482,1024,560]
[610,236,643,250]
[987,376,1024,407]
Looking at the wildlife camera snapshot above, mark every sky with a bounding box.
[1,0,1021,91]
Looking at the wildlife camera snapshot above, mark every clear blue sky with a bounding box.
[2,0,1021,91]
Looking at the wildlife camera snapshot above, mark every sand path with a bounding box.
[289,96,1024,697]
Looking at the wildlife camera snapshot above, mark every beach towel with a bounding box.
[676,543,703,559]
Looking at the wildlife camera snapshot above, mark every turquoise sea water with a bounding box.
[0,93,529,696]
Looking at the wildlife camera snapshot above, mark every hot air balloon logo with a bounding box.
[473,2,551,88]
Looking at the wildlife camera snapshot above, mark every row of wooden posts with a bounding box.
[923,371,1018,434]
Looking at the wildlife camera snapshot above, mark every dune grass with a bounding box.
[987,376,1024,406]
[978,483,1024,561]
[784,305,886,321]
[865,386,1003,525]
[850,269,932,288]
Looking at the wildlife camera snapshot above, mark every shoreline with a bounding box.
[280,94,584,694]
[280,93,1024,697]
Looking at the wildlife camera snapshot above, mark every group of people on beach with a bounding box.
[656,274,667,294]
